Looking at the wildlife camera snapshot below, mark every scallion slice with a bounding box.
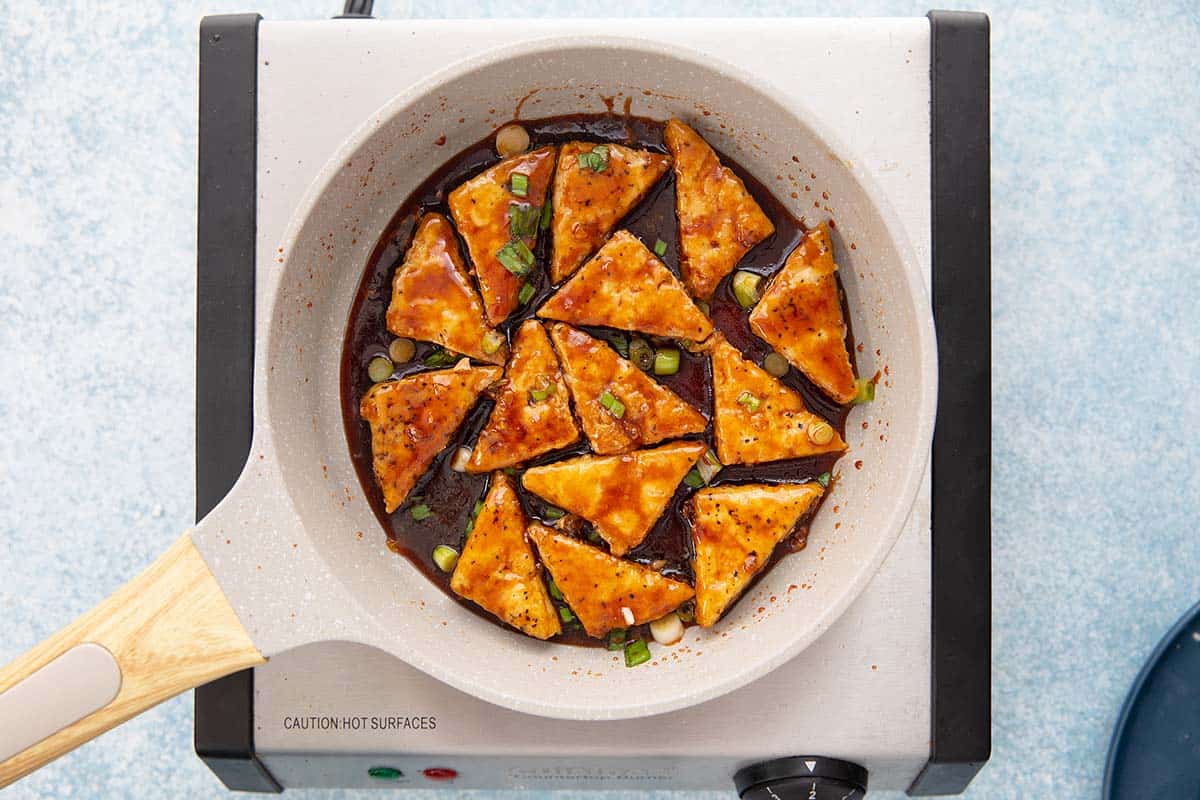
[539,199,552,230]
[683,468,705,489]
[465,499,484,535]
[543,506,566,521]
[496,239,535,277]
[424,349,457,367]
[530,388,550,402]
[696,450,722,483]
[737,390,761,412]
[510,172,529,197]
[547,576,564,601]
[732,270,763,309]
[604,332,629,357]
[675,602,695,623]
[598,390,625,419]
[518,282,535,305]
[481,330,506,355]
[853,378,876,404]
[410,504,432,521]
[507,202,540,238]
[653,348,680,376]
[432,544,459,573]
[367,356,394,383]
[653,239,667,257]
[817,471,831,488]
[629,338,654,371]
[559,606,576,624]
[503,467,520,477]
[624,638,651,667]
[607,628,627,651]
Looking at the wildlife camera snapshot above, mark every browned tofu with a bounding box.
[448,147,557,325]
[450,473,561,639]
[689,483,824,627]
[527,524,695,638]
[749,225,856,403]
[467,320,580,472]
[710,335,846,465]
[385,213,507,365]
[663,119,775,300]
[359,362,502,512]
[521,441,707,556]
[548,323,707,455]
[549,142,672,283]
[538,230,714,340]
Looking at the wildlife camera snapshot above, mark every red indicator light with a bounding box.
[423,767,457,781]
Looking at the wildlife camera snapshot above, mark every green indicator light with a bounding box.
[368,766,403,780]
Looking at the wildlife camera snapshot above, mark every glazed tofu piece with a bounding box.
[538,230,713,341]
[549,141,672,283]
[359,362,502,512]
[527,524,695,638]
[448,147,557,325]
[663,119,775,300]
[749,225,856,404]
[689,482,824,627]
[385,213,507,365]
[522,441,707,556]
[467,320,580,472]
[710,335,846,465]
[548,323,707,455]
[450,473,561,639]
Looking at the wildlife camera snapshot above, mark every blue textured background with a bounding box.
[2,1,1198,798]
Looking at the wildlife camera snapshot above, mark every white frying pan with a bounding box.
[0,36,936,787]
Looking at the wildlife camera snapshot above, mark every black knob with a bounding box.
[734,756,867,800]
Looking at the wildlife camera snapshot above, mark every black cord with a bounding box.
[336,0,374,18]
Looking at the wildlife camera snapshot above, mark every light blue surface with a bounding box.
[1,1,1198,798]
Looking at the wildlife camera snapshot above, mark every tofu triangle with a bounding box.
[750,224,857,404]
[710,335,846,465]
[528,524,695,638]
[448,146,557,325]
[689,483,824,626]
[467,320,580,472]
[549,141,672,283]
[538,230,714,340]
[450,473,561,640]
[359,363,502,512]
[522,441,707,556]
[549,323,708,455]
[664,119,775,300]
[386,213,507,364]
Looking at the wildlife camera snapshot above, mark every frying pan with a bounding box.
[0,36,936,786]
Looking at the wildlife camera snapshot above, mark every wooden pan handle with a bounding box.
[0,533,265,788]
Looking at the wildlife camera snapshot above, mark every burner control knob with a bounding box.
[734,756,868,800]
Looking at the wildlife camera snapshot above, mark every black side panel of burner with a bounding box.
[908,10,991,797]
[194,13,282,794]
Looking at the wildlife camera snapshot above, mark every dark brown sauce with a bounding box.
[340,114,856,647]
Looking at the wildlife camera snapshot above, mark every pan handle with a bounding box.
[0,532,265,788]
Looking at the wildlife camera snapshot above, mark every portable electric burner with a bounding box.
[194,10,989,797]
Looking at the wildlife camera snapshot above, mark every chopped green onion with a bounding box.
[629,338,654,371]
[410,504,432,521]
[510,172,529,197]
[465,499,484,534]
[653,239,667,257]
[577,144,610,173]
[762,352,789,377]
[547,576,564,601]
[604,332,629,357]
[737,390,761,412]
[732,270,763,309]
[496,239,535,277]
[696,450,722,483]
[388,338,415,363]
[675,603,695,623]
[586,528,603,543]
[558,606,576,624]
[853,378,876,404]
[624,638,651,667]
[530,388,550,402]
[424,349,457,367]
[507,202,540,238]
[703,450,722,467]
[367,356,394,383]
[539,199,552,230]
[481,331,506,355]
[697,301,711,316]
[653,348,680,376]
[432,544,459,573]
[503,467,520,477]
[598,390,626,419]
[518,281,536,305]
[530,374,556,402]
[683,468,705,489]
[543,506,566,521]
[817,471,831,488]
[607,628,627,651]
